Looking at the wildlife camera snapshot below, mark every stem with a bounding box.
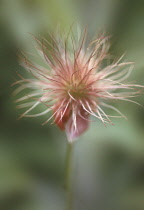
[65,142,74,210]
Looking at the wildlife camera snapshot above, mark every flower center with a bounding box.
[68,83,87,100]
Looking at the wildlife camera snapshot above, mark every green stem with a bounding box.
[65,142,74,210]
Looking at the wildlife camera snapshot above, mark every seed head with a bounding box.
[13,28,143,142]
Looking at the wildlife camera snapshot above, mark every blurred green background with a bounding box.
[0,0,144,210]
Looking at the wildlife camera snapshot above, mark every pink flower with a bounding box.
[13,29,142,142]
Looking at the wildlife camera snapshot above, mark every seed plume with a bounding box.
[13,28,143,142]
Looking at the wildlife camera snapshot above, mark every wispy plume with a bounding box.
[13,27,143,142]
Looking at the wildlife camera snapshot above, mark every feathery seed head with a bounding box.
[13,28,143,142]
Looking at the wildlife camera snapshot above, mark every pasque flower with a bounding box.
[13,29,142,142]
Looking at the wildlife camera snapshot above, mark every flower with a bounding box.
[13,28,142,142]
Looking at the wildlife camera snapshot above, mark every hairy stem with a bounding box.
[65,142,74,210]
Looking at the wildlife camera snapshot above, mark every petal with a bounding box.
[53,101,71,130]
[65,112,89,142]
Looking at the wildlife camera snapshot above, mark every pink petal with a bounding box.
[65,113,89,142]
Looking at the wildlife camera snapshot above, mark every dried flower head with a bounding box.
[13,28,143,142]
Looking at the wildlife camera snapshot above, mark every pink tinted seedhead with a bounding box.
[13,28,143,142]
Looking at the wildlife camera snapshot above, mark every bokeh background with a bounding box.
[0,0,144,210]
